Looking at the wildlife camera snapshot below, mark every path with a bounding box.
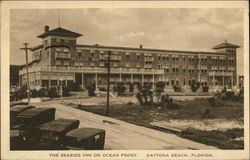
[33,101,218,150]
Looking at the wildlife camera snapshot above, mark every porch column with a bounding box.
[65,78,68,86]
[119,68,122,82]
[153,74,155,89]
[95,73,98,89]
[131,74,133,84]
[57,74,59,86]
[222,71,225,88]
[82,73,84,89]
[48,73,51,87]
[231,76,234,88]
[142,74,144,86]
[212,71,215,91]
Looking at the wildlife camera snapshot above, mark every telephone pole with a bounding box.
[106,51,111,116]
[20,43,32,104]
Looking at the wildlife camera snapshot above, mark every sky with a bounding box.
[10,8,244,74]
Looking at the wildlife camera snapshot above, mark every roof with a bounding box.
[77,44,227,55]
[39,118,79,133]
[30,45,43,51]
[17,107,55,118]
[212,41,240,49]
[66,128,105,141]
[10,105,35,114]
[37,27,82,38]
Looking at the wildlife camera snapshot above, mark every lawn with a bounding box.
[69,97,244,149]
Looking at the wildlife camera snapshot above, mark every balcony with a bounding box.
[100,55,121,61]
[208,71,233,77]
[144,57,154,62]
[55,53,70,59]
[40,67,164,75]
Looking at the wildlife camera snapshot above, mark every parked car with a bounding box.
[39,118,80,149]
[10,102,29,107]
[10,107,56,150]
[65,128,105,150]
[10,105,35,125]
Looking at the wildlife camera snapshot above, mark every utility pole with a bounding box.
[106,51,111,116]
[20,43,32,104]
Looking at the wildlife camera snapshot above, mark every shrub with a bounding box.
[48,87,59,98]
[129,83,134,92]
[156,82,165,90]
[202,85,209,92]
[173,85,181,92]
[159,94,178,109]
[191,81,200,92]
[38,88,48,97]
[15,85,27,100]
[30,89,39,98]
[68,82,81,91]
[99,87,106,91]
[86,84,96,96]
[116,83,126,96]
[62,86,70,97]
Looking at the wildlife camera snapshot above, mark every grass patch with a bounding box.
[181,128,244,149]
[73,97,243,149]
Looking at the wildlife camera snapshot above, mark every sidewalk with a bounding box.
[33,101,218,150]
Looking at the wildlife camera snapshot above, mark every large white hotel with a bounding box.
[19,26,239,92]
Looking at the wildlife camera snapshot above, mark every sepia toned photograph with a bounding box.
[1,1,249,160]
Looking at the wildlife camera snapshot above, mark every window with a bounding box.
[44,40,48,44]
[90,62,95,67]
[78,53,81,56]
[183,78,186,85]
[172,68,176,73]
[91,53,94,57]
[113,63,118,68]
[126,55,130,59]
[137,55,140,60]
[183,68,185,73]
[176,80,179,86]
[61,39,64,43]
[176,68,179,73]
[158,56,161,60]
[163,57,165,60]
[188,80,192,85]
[136,64,140,69]
[100,62,104,68]
[63,61,69,67]
[171,80,175,86]
[158,65,161,69]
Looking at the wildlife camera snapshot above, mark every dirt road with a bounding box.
[33,100,218,150]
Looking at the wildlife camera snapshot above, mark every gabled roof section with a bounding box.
[212,41,240,49]
[37,27,82,39]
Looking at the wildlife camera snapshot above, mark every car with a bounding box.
[39,118,80,149]
[10,102,29,107]
[64,128,105,150]
[10,105,35,126]
[10,107,56,150]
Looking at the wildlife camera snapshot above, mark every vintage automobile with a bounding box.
[10,107,56,150]
[64,128,106,150]
[10,102,29,107]
[10,105,35,150]
[39,118,80,149]
[10,105,35,125]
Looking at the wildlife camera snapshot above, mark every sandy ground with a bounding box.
[31,100,218,150]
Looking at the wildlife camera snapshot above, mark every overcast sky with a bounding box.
[10,8,244,74]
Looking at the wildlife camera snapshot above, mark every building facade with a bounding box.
[19,26,239,92]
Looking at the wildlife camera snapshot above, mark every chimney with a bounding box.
[44,25,49,32]
[139,44,143,49]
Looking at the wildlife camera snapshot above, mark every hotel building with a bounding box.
[19,26,239,92]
